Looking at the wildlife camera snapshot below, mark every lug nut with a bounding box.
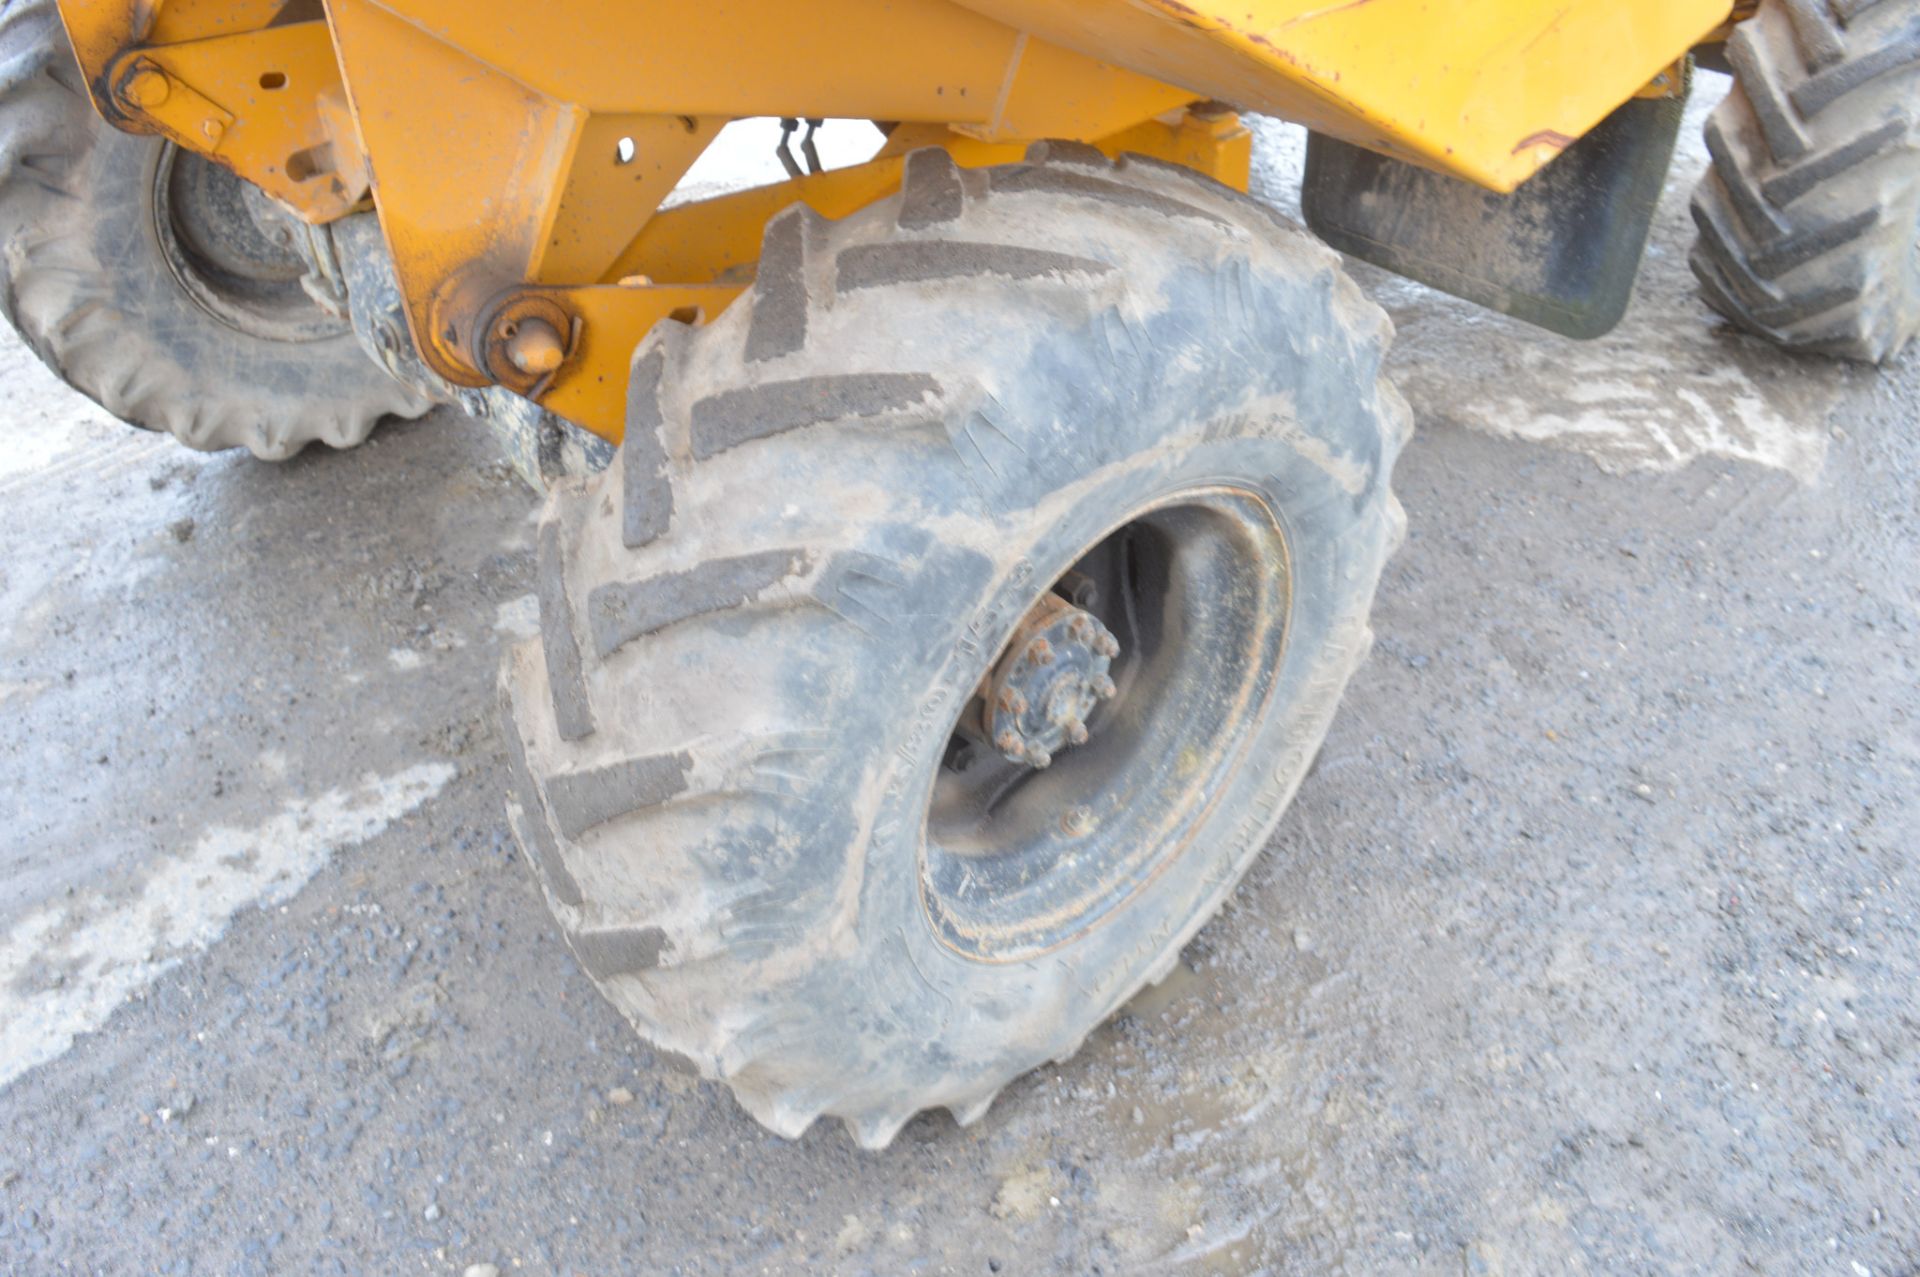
[974,590,1123,774]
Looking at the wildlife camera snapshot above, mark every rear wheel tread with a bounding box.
[1690,0,1920,362]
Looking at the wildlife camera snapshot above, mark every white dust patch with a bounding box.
[0,762,454,1090]
[493,594,540,640]
[0,419,90,486]
[0,339,159,488]
[0,679,50,707]
[387,647,426,671]
[1422,338,1835,477]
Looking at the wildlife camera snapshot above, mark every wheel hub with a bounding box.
[981,593,1120,770]
[151,144,349,343]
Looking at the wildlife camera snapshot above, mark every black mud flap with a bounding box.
[1301,76,1689,339]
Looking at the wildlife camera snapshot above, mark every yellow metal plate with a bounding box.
[953,0,1734,190]
[121,23,362,218]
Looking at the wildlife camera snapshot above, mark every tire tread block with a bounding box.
[499,682,585,907]
[588,548,812,657]
[897,147,964,229]
[690,372,940,459]
[545,751,694,840]
[836,240,1111,292]
[568,926,673,979]
[621,339,676,549]
[988,165,1229,226]
[537,521,597,741]
[744,207,812,363]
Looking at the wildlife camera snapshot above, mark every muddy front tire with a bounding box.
[502,143,1410,1147]
[0,0,426,458]
[1690,0,1920,363]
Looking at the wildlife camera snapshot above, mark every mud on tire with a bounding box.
[0,0,426,457]
[502,142,1411,1147]
[1691,0,1920,363]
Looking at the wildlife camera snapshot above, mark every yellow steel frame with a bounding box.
[55,0,1733,442]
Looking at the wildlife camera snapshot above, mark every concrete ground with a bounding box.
[1,84,1916,1275]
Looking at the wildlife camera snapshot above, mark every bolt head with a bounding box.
[1027,745,1052,770]
[122,65,171,110]
[1066,720,1089,746]
[505,317,566,376]
[1093,674,1118,700]
[994,731,1025,758]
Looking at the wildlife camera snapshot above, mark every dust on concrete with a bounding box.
[0,92,1915,1275]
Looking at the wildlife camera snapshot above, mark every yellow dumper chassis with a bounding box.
[57,0,1734,442]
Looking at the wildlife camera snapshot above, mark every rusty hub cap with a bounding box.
[980,594,1120,770]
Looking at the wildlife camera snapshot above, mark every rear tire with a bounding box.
[502,143,1410,1147]
[1690,0,1920,363]
[0,0,426,457]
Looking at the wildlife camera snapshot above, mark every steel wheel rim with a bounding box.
[919,484,1292,962]
[149,144,348,343]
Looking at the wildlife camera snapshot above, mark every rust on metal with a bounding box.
[477,293,575,396]
[978,592,1120,772]
[1512,129,1576,155]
